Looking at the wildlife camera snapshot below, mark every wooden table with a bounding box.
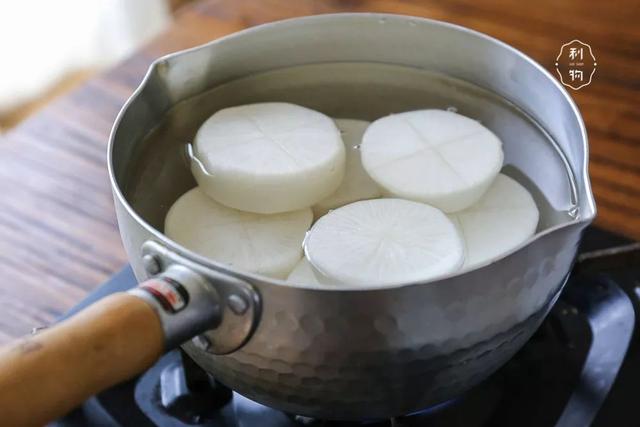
[0,0,638,343]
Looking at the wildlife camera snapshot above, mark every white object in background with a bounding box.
[165,187,313,279]
[192,103,346,214]
[449,174,539,269]
[304,198,464,286]
[312,119,381,218]
[361,109,504,212]
[287,258,323,285]
[0,0,171,114]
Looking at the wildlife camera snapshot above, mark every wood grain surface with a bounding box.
[0,0,638,343]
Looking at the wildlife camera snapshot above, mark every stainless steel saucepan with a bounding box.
[0,14,595,426]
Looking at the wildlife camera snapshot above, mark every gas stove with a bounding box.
[53,227,639,427]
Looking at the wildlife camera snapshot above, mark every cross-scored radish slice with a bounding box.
[287,258,323,285]
[191,102,345,214]
[448,174,539,269]
[165,187,312,279]
[304,199,464,286]
[312,119,381,218]
[361,109,504,212]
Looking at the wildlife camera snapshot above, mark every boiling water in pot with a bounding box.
[123,62,578,235]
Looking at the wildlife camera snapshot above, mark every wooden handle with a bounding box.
[0,293,164,427]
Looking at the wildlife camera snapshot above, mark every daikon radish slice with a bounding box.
[286,258,322,285]
[361,109,503,212]
[165,187,312,279]
[304,199,464,286]
[191,102,345,214]
[312,119,381,218]
[449,174,539,269]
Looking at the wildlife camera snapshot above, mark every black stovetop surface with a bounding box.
[53,227,640,427]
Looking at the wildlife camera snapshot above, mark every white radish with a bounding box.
[287,258,323,285]
[165,187,312,279]
[361,109,504,212]
[449,174,539,269]
[312,119,381,218]
[191,102,345,214]
[304,199,464,286]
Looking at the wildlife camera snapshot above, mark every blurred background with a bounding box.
[0,0,191,130]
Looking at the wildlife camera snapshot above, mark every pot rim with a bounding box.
[108,12,596,291]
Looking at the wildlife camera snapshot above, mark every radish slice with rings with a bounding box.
[304,198,464,286]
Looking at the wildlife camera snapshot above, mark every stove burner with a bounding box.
[53,228,639,427]
[136,351,236,426]
[158,351,231,423]
[403,398,460,418]
[286,397,459,426]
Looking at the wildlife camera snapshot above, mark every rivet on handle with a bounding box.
[142,254,162,275]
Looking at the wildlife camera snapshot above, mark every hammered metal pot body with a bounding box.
[109,14,596,419]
